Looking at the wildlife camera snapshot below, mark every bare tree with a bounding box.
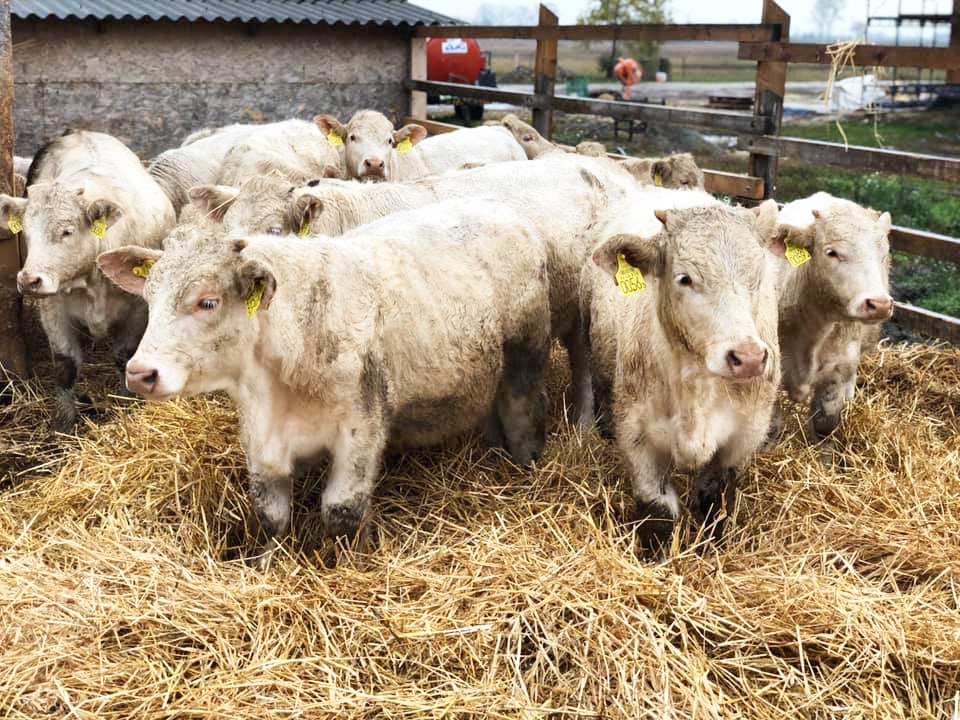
[813,0,844,41]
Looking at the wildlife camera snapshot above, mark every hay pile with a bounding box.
[1,341,959,718]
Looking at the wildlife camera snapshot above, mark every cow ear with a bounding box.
[0,194,28,231]
[188,185,239,222]
[750,199,780,246]
[313,114,347,138]
[592,232,663,281]
[322,164,342,179]
[618,158,655,184]
[393,123,427,146]
[97,245,163,295]
[778,223,815,251]
[286,192,324,237]
[85,198,123,229]
[876,210,892,234]
[236,258,277,314]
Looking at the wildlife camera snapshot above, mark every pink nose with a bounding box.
[126,361,158,396]
[16,270,43,294]
[861,295,893,320]
[362,158,384,174]
[726,343,768,379]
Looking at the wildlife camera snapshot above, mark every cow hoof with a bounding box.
[323,503,364,541]
[811,410,840,440]
[629,499,674,555]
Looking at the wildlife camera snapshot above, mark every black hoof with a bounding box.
[323,503,364,541]
[629,499,674,554]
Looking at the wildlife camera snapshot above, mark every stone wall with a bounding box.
[12,17,412,160]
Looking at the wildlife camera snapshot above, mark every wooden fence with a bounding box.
[406,0,960,343]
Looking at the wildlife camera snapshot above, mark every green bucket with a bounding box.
[565,76,589,97]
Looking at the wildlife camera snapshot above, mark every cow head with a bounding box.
[593,200,780,382]
[97,221,275,400]
[7,182,123,296]
[315,110,426,182]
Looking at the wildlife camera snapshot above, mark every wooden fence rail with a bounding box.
[407,0,960,342]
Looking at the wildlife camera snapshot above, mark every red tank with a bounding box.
[426,37,487,84]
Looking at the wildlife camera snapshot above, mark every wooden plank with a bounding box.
[0,0,27,378]
[739,135,960,182]
[532,5,558,138]
[891,226,960,264]
[893,303,960,343]
[413,23,780,42]
[748,0,789,201]
[408,37,427,121]
[405,79,772,133]
[738,41,960,69]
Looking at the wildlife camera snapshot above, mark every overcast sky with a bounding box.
[410,0,954,41]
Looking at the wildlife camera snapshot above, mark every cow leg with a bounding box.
[561,316,594,432]
[810,373,852,440]
[40,299,83,433]
[247,464,294,570]
[622,439,677,553]
[495,339,548,465]
[321,426,384,543]
[591,371,615,440]
[693,453,737,543]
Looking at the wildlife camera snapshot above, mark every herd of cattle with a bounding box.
[0,110,893,566]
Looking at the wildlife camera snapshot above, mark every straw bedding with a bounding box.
[1,340,958,718]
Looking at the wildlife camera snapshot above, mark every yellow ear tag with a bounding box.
[326,131,344,146]
[91,217,108,239]
[131,259,154,279]
[7,213,22,234]
[297,218,310,238]
[654,173,663,187]
[245,284,264,318]
[784,243,812,267]
[615,254,646,295]
[396,137,413,153]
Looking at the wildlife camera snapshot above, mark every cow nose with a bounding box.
[126,361,159,396]
[862,295,893,319]
[726,343,768,379]
[363,158,384,172]
[16,271,44,294]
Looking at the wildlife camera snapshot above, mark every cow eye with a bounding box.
[349,133,357,142]
[266,226,283,236]
[197,297,220,312]
[825,248,841,259]
[62,227,75,238]
[388,137,395,147]
[675,273,693,287]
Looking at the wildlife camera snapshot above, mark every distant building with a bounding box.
[10,0,453,158]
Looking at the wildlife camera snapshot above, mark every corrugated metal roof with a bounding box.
[11,0,458,26]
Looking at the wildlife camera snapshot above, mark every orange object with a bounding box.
[426,37,487,84]
[614,57,641,100]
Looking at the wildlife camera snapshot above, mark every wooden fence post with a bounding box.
[0,0,27,379]
[532,4,558,138]
[409,35,427,121]
[748,0,789,201]
[948,0,959,84]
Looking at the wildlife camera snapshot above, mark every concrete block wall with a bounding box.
[11,17,411,161]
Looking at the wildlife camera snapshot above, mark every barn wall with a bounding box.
[11,18,411,161]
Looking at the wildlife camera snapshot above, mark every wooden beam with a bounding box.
[405,80,772,134]
[0,0,27,378]
[413,23,780,43]
[532,5,558,139]
[891,226,960,264]
[408,36,427,121]
[739,135,960,183]
[748,0,789,201]
[738,41,960,70]
[893,302,960,343]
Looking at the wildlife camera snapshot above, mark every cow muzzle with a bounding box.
[851,293,894,322]
[359,157,386,180]
[724,342,768,380]
[16,270,58,296]
[126,360,160,397]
